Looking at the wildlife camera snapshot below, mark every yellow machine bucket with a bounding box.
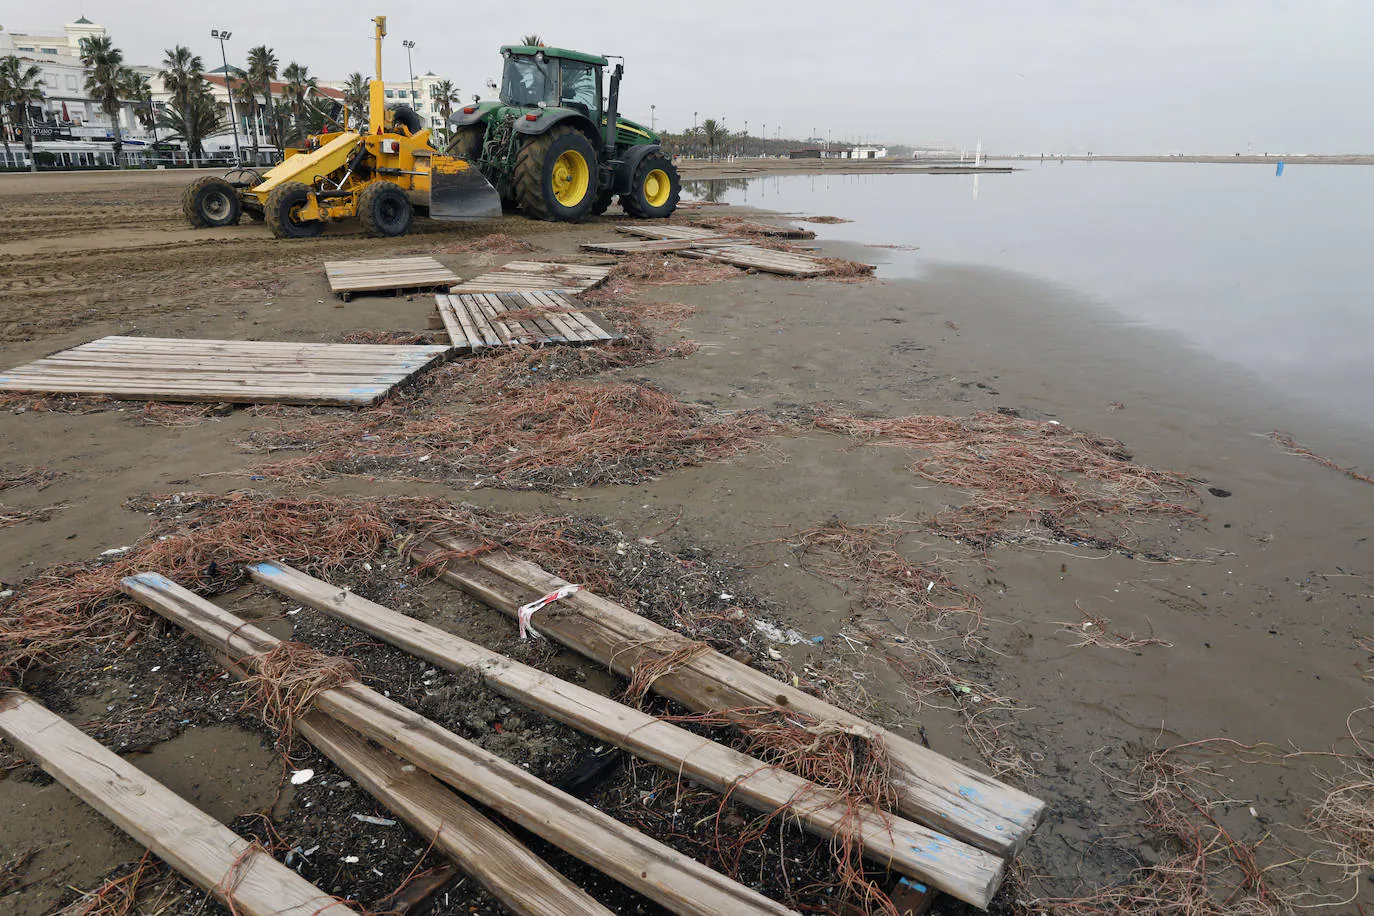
[428,154,502,222]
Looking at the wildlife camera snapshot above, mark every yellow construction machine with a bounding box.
[181,16,499,238]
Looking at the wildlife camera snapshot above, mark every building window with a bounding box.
[385,90,394,98]
[42,47,59,54]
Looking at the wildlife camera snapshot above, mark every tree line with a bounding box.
[0,33,413,168]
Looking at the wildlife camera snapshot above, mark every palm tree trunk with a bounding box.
[23,105,37,173]
[1,109,11,160]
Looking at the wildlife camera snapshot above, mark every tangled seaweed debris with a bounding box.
[798,215,853,224]
[1,466,64,491]
[1271,432,1374,486]
[662,706,903,915]
[249,374,783,490]
[1055,602,1173,651]
[817,411,1202,553]
[0,492,615,679]
[57,852,169,916]
[239,641,358,746]
[340,329,443,346]
[436,233,536,254]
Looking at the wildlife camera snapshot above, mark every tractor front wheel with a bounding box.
[620,152,681,219]
[358,182,414,238]
[513,125,598,222]
[182,176,242,228]
[264,181,325,239]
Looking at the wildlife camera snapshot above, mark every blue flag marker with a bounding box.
[1276,160,1285,176]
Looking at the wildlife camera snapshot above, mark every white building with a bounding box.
[1,18,454,170]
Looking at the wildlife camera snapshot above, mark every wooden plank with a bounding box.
[580,238,743,254]
[526,293,596,343]
[434,295,469,350]
[297,714,614,916]
[56,337,450,357]
[616,225,726,241]
[0,692,355,916]
[249,562,1004,906]
[683,245,828,278]
[121,573,798,916]
[324,256,459,294]
[475,294,516,345]
[457,296,503,347]
[439,294,483,352]
[414,536,1045,860]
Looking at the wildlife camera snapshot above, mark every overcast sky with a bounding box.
[10,0,1373,152]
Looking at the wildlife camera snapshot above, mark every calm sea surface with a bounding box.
[685,162,1374,429]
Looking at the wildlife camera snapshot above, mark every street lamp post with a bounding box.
[650,104,655,132]
[403,40,416,108]
[693,111,698,158]
[210,29,242,165]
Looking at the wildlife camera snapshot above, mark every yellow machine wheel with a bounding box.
[512,125,598,222]
[620,151,680,219]
[182,176,242,228]
[264,181,325,239]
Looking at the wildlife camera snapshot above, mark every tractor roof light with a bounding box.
[463,106,477,114]
[525,113,538,121]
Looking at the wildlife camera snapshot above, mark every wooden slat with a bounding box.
[616,225,727,241]
[414,536,1045,860]
[682,245,830,277]
[580,238,743,254]
[434,295,469,350]
[121,573,798,916]
[297,714,614,916]
[325,256,459,294]
[249,562,1006,907]
[0,692,355,916]
[450,261,611,295]
[0,337,448,406]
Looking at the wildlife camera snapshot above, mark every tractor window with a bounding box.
[501,55,557,108]
[559,62,600,117]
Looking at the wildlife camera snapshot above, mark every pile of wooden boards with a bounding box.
[578,225,839,278]
[435,291,618,351]
[0,337,452,407]
[325,256,460,301]
[449,260,611,295]
[0,548,1043,914]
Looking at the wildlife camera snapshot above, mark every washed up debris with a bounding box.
[290,768,315,785]
[352,813,398,827]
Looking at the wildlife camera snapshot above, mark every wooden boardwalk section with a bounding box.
[682,244,829,277]
[449,261,611,294]
[616,224,729,242]
[0,337,451,406]
[325,256,460,300]
[580,237,742,254]
[699,219,816,239]
[436,292,617,351]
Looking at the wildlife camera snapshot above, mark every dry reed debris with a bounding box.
[1270,432,1374,486]
[818,411,1200,551]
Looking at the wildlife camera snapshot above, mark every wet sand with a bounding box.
[1,167,1372,910]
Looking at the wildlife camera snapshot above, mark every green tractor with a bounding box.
[437,45,680,222]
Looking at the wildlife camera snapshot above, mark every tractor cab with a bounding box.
[499,46,605,120]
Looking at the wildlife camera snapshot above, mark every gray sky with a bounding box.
[13,0,1374,152]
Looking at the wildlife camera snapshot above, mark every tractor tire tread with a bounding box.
[358,181,414,238]
[513,124,596,222]
[264,181,324,240]
[182,175,241,228]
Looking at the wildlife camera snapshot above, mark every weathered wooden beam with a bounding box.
[0,691,355,916]
[120,572,797,916]
[414,535,1045,860]
[248,561,1004,907]
[298,712,614,916]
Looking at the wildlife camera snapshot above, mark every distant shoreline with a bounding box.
[989,153,1374,165]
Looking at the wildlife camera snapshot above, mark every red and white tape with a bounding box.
[517,584,583,638]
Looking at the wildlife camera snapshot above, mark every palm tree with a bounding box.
[0,56,20,161]
[158,88,223,161]
[81,35,129,163]
[247,45,280,149]
[281,62,317,142]
[429,78,459,142]
[231,73,260,161]
[1,56,45,171]
[123,70,158,142]
[700,118,725,160]
[521,34,544,47]
[342,72,369,130]
[160,46,208,162]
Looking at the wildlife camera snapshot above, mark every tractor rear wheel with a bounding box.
[358,182,414,237]
[620,152,680,219]
[264,181,325,239]
[182,176,241,228]
[513,125,597,222]
[446,125,485,160]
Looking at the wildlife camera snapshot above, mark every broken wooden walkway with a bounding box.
[449,261,610,294]
[435,292,618,351]
[325,256,460,301]
[0,337,451,406]
[605,225,837,277]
